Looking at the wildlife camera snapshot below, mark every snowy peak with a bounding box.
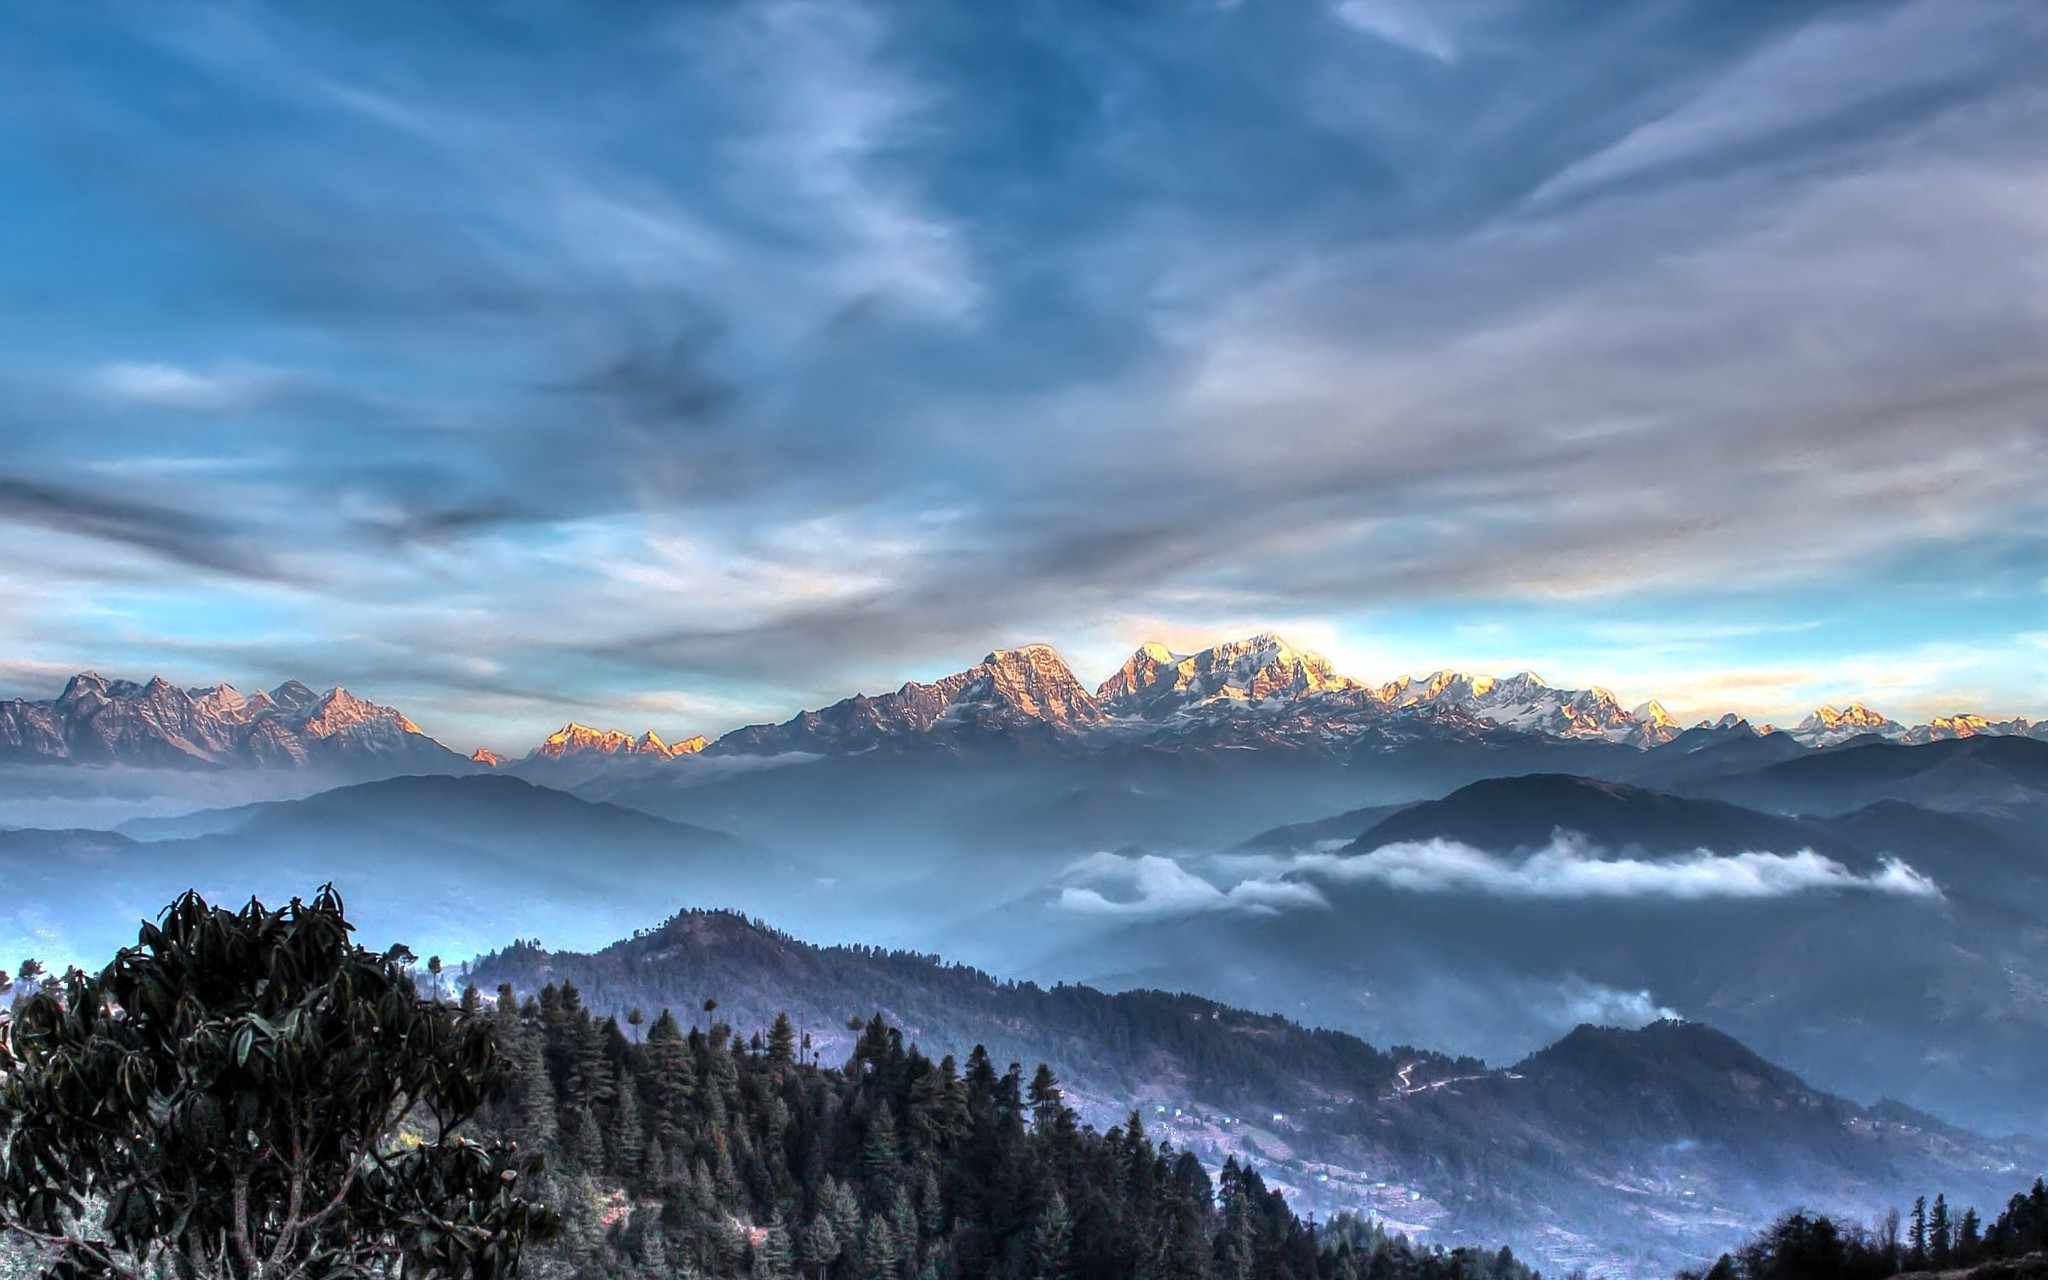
[1096,633,1364,717]
[946,645,1105,730]
[1791,702,1906,747]
[533,723,708,761]
[716,644,1103,754]
[0,672,460,770]
[1377,669,1673,745]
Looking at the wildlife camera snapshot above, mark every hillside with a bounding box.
[467,911,2044,1278]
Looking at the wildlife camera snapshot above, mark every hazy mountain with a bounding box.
[1037,767,2048,1138]
[1785,702,2048,748]
[0,671,466,772]
[0,774,809,967]
[1681,733,2048,817]
[1342,774,1852,858]
[467,909,2045,1277]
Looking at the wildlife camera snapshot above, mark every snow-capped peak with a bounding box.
[532,722,707,761]
[1096,633,1363,717]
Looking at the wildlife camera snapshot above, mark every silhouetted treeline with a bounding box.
[1679,1180,2048,1279]
[472,980,1540,1280]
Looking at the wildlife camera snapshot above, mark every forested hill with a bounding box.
[468,911,2046,1278]
[465,982,1542,1280]
[468,909,1467,1128]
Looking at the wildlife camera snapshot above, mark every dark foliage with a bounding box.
[1681,1180,2048,1279]
[0,889,558,1280]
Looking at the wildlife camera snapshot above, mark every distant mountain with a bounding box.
[1377,670,1678,746]
[1343,773,1849,858]
[707,635,1691,760]
[0,671,465,771]
[527,723,708,761]
[1095,632,1365,716]
[1685,733,2048,817]
[1041,762,2048,1138]
[0,774,804,967]
[467,910,2045,1277]
[715,644,1105,755]
[1783,700,2047,748]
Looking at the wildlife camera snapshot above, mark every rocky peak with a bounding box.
[269,680,319,714]
[0,671,458,770]
[1097,633,1363,717]
[947,645,1104,729]
[533,723,707,761]
[58,671,112,703]
[471,748,505,768]
[1379,669,1674,745]
[1791,702,1905,747]
[294,687,425,740]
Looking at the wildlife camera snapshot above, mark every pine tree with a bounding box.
[1930,1193,1953,1266]
[1028,1191,1074,1280]
[752,1214,794,1280]
[1910,1195,1928,1265]
[1958,1207,1983,1261]
[611,1066,648,1181]
[769,1012,797,1064]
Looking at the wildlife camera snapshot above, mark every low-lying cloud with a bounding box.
[1061,836,1940,920]
[1058,852,1328,919]
[1294,835,1943,901]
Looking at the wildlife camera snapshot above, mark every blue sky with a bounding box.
[2,0,2046,752]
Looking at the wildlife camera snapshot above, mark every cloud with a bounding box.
[1058,852,1328,919]
[87,361,277,413]
[1294,835,1943,901]
[1532,0,2040,204]
[0,475,286,581]
[1062,838,1939,921]
[1549,976,1679,1029]
[1328,1,1456,61]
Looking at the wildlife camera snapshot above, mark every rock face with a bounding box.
[1376,671,1677,746]
[0,672,462,770]
[530,724,709,762]
[1789,702,1907,747]
[1096,633,1364,717]
[717,645,1104,754]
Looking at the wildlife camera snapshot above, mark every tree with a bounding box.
[0,887,559,1280]
[1929,1193,1953,1266]
[767,1013,796,1065]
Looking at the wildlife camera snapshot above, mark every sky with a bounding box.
[2,0,2046,753]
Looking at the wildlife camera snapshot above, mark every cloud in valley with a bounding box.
[1063,836,1940,921]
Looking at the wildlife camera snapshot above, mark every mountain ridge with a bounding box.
[0,671,465,771]
[465,908,2047,1278]
[8,637,2046,774]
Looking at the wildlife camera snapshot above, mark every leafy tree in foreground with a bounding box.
[0,887,559,1280]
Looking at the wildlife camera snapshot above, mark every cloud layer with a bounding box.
[1061,836,1940,919]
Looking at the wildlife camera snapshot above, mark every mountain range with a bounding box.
[0,671,464,771]
[6,634,2040,772]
